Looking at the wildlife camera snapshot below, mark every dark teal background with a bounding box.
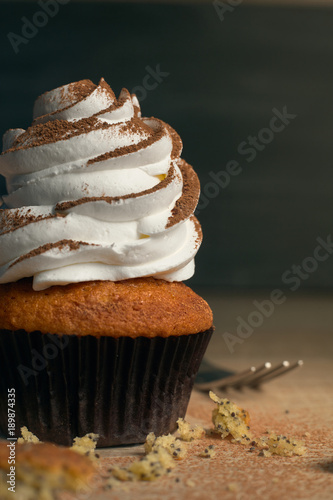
[1,2,333,289]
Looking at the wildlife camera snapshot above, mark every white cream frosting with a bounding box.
[0,78,201,290]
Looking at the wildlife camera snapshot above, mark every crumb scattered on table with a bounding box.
[209,391,306,457]
[144,432,187,459]
[199,444,216,458]
[177,418,205,441]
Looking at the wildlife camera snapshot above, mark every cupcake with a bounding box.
[0,78,213,446]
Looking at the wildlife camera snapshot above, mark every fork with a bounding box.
[194,359,303,391]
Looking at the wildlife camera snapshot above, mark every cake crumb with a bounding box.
[209,391,252,444]
[209,392,307,458]
[185,479,196,487]
[18,426,41,444]
[0,441,96,500]
[144,432,187,459]
[259,449,272,457]
[71,433,99,460]
[177,417,205,441]
[199,444,216,458]
[227,482,239,492]
[257,433,306,457]
[110,447,175,482]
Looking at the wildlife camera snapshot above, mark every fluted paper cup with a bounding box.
[0,328,213,447]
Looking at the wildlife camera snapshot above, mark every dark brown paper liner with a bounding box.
[0,328,213,447]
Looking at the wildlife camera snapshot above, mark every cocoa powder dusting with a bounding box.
[10,239,92,268]
[66,79,97,103]
[98,77,114,96]
[55,166,176,211]
[87,127,165,165]
[119,116,152,136]
[95,88,130,117]
[35,79,96,108]
[31,79,115,124]
[0,210,65,235]
[6,117,111,153]
[193,215,203,249]
[164,121,183,159]
[166,160,200,228]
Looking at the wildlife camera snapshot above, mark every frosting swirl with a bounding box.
[0,78,202,290]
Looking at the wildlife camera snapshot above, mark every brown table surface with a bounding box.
[67,291,332,500]
[0,292,323,499]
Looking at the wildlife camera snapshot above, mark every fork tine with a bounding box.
[249,360,303,387]
[215,366,256,388]
[232,362,272,387]
[246,361,290,387]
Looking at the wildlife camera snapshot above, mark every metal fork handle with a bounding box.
[195,360,303,391]
[196,366,256,391]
